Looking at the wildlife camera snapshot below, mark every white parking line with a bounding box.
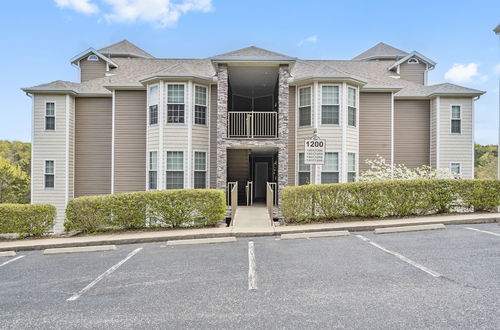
[67,247,143,302]
[465,227,500,237]
[248,241,257,291]
[355,235,442,278]
[0,255,25,268]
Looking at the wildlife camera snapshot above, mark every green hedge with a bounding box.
[0,204,56,236]
[281,179,500,223]
[65,189,226,233]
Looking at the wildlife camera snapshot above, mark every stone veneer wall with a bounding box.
[216,64,290,206]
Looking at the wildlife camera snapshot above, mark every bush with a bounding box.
[65,189,226,233]
[281,179,500,223]
[0,203,56,236]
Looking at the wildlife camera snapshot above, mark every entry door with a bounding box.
[254,162,268,199]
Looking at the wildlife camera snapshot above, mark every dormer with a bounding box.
[71,49,118,82]
[388,51,436,85]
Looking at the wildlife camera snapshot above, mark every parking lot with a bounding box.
[1,223,499,329]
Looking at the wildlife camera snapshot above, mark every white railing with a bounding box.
[246,181,253,206]
[228,112,278,138]
[227,181,237,206]
[266,182,276,220]
[229,181,238,225]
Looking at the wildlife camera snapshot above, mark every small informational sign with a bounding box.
[304,135,326,165]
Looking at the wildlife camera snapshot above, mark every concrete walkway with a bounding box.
[0,212,498,252]
[233,205,272,229]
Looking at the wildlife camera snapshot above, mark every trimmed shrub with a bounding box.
[0,204,56,236]
[281,179,500,223]
[65,189,226,233]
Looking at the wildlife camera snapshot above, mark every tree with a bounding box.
[0,140,31,174]
[0,157,30,203]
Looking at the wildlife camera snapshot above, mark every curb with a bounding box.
[0,215,498,252]
[374,224,446,234]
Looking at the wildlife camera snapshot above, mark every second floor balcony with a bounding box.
[228,111,278,139]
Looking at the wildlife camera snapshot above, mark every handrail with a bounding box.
[228,111,278,138]
[230,181,238,224]
[245,181,253,206]
[266,182,275,221]
[227,181,237,205]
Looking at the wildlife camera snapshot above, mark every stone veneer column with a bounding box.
[277,65,290,204]
[216,64,228,191]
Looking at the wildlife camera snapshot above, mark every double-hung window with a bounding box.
[194,152,207,189]
[321,152,339,183]
[148,85,159,125]
[451,105,461,134]
[348,87,357,127]
[194,86,207,125]
[298,153,311,185]
[149,151,158,190]
[166,151,184,189]
[450,162,461,178]
[299,87,312,127]
[321,85,339,125]
[44,160,55,188]
[167,84,185,124]
[45,102,55,130]
[347,153,356,182]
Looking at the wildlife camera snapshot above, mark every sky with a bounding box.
[0,0,499,145]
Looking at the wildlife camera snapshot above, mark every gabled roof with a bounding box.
[388,51,437,70]
[139,62,214,83]
[98,40,154,59]
[210,46,296,62]
[426,83,484,97]
[352,42,408,61]
[70,48,118,68]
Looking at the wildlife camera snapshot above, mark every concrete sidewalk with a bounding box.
[0,213,498,252]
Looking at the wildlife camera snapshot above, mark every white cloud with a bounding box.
[54,0,99,14]
[494,63,500,75]
[444,63,481,83]
[298,35,318,47]
[53,0,213,27]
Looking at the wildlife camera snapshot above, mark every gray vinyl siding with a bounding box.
[287,86,296,186]
[209,85,217,188]
[430,98,436,168]
[74,97,112,197]
[394,100,430,168]
[80,58,106,82]
[359,92,392,172]
[114,90,147,193]
[399,61,426,84]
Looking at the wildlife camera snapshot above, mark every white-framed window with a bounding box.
[194,151,207,189]
[148,151,158,190]
[87,54,99,61]
[347,153,356,182]
[194,85,207,125]
[450,162,461,178]
[407,58,419,64]
[451,105,461,134]
[321,152,339,184]
[347,87,357,127]
[321,85,340,125]
[298,153,311,185]
[45,102,55,130]
[166,151,184,189]
[167,84,185,124]
[148,85,159,125]
[44,160,55,188]
[298,86,312,127]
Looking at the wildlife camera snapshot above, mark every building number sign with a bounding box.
[304,133,326,165]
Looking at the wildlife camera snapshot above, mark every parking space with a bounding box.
[0,224,498,329]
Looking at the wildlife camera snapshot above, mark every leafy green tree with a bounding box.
[475,144,498,179]
[0,158,30,203]
[0,140,31,174]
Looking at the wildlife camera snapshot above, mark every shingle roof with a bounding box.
[211,46,295,61]
[99,40,154,58]
[23,46,485,98]
[352,42,409,61]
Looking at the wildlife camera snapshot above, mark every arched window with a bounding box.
[407,58,419,64]
[87,54,99,61]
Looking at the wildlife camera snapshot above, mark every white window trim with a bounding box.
[165,150,185,189]
[193,150,208,188]
[320,151,340,183]
[193,84,208,127]
[347,152,357,182]
[298,85,313,127]
[450,162,462,178]
[347,86,358,128]
[407,58,419,64]
[44,159,55,189]
[298,152,311,185]
[319,83,341,126]
[450,104,462,135]
[148,150,158,190]
[148,84,160,127]
[166,82,187,126]
[45,101,56,131]
[87,54,99,61]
